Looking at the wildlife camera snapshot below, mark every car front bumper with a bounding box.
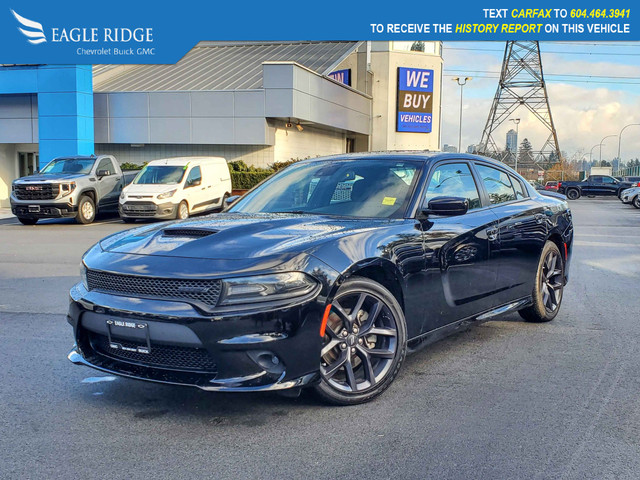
[67,261,334,392]
[119,201,178,220]
[11,200,78,218]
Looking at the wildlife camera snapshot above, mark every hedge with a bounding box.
[231,171,274,190]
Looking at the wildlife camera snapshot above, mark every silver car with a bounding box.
[620,186,640,208]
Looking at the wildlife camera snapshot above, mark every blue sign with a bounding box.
[328,69,351,86]
[397,67,433,133]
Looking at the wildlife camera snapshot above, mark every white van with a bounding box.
[119,157,231,222]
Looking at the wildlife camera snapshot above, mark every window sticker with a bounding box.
[382,197,397,206]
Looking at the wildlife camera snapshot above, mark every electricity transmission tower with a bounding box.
[478,41,561,170]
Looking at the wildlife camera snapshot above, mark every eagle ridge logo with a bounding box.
[11,9,47,44]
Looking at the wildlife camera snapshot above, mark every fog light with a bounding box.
[247,351,284,374]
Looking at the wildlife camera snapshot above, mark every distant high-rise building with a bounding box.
[467,144,477,154]
[443,144,458,153]
[506,129,518,153]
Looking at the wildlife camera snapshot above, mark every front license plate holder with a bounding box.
[28,205,40,213]
[105,319,151,354]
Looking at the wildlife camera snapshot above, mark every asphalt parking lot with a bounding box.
[1,199,639,479]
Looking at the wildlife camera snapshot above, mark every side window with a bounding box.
[602,176,616,184]
[424,163,481,210]
[475,164,517,205]
[96,158,114,175]
[591,176,603,184]
[509,175,527,199]
[186,166,202,186]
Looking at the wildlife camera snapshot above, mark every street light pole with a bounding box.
[617,123,640,161]
[599,134,617,162]
[510,118,520,173]
[452,77,471,154]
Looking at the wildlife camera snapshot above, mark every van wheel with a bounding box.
[221,193,230,210]
[176,201,189,220]
[633,196,640,209]
[76,196,96,224]
[17,217,38,225]
[566,189,580,200]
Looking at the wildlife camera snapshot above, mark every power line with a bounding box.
[444,46,640,56]
[445,68,640,80]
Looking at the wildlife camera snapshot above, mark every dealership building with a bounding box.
[0,41,443,207]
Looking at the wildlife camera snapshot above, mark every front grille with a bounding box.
[90,332,217,372]
[14,183,59,200]
[121,202,157,216]
[86,270,222,307]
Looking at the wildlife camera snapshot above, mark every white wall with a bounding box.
[273,120,346,163]
[0,144,16,207]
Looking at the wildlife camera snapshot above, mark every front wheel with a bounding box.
[566,189,580,200]
[633,196,640,209]
[17,217,38,225]
[519,241,564,323]
[314,277,407,405]
[76,196,96,224]
[176,201,189,220]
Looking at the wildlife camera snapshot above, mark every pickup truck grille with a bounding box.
[14,183,59,200]
[86,269,222,307]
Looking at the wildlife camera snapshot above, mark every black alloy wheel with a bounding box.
[566,189,580,200]
[315,277,407,405]
[519,241,564,323]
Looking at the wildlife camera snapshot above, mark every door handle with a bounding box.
[486,227,498,241]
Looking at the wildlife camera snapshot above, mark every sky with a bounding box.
[440,41,640,163]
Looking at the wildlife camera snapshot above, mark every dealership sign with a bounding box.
[397,67,433,133]
[328,69,351,86]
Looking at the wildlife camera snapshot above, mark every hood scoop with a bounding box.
[162,228,218,238]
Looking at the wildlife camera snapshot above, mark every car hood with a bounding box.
[100,212,395,259]
[122,183,179,198]
[14,173,87,183]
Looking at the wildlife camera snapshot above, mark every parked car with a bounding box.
[557,175,638,200]
[620,186,640,208]
[67,152,574,405]
[119,157,232,222]
[10,155,136,225]
[544,181,558,191]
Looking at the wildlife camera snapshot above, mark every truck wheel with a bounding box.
[633,196,640,209]
[77,195,96,224]
[17,217,38,225]
[176,201,189,220]
[566,189,580,200]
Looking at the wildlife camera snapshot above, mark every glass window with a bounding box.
[510,175,527,199]
[40,158,96,175]
[424,163,481,210]
[230,159,422,219]
[602,176,616,184]
[476,164,517,205]
[96,158,114,175]
[185,166,202,186]
[591,176,603,183]
[134,165,186,185]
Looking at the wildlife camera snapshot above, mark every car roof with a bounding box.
[299,151,513,168]
[146,156,226,166]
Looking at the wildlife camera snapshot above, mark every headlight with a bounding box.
[60,182,76,197]
[120,190,126,200]
[219,272,319,306]
[80,263,88,290]
[157,189,177,200]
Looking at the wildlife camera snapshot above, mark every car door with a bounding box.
[184,165,207,211]
[474,163,548,306]
[601,176,618,196]
[418,161,499,331]
[94,157,121,208]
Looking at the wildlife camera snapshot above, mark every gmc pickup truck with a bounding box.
[10,155,136,225]
[557,175,640,200]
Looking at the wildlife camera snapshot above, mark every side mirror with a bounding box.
[96,169,109,178]
[187,178,201,187]
[422,196,469,217]
[225,195,240,205]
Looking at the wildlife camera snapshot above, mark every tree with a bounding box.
[518,138,534,166]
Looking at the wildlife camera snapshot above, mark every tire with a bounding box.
[634,196,640,209]
[519,241,564,323]
[176,201,189,220]
[17,217,38,225]
[76,195,96,224]
[314,277,407,405]
[221,192,230,210]
[566,189,580,200]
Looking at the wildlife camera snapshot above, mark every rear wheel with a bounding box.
[314,277,407,405]
[633,196,640,209]
[17,217,38,225]
[76,195,96,224]
[566,189,580,200]
[519,241,564,323]
[176,201,189,220]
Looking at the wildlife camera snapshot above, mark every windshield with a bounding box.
[40,158,95,175]
[230,159,422,218]
[134,165,186,185]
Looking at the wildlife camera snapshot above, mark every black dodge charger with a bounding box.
[68,153,573,405]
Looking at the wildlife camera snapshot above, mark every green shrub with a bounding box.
[231,171,274,190]
[228,160,252,172]
[120,162,145,171]
[269,158,302,171]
